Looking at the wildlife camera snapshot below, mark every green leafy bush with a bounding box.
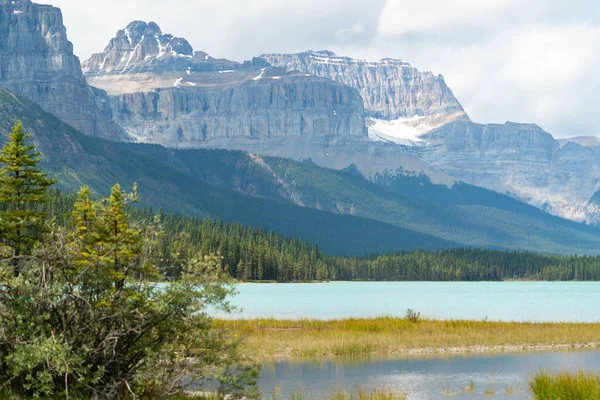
[0,122,258,399]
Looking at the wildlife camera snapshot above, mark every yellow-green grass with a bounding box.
[282,387,406,400]
[215,317,600,360]
[530,371,600,399]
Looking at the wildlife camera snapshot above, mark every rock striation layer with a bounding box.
[260,50,468,122]
[0,0,123,139]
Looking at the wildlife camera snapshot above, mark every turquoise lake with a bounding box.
[224,282,600,322]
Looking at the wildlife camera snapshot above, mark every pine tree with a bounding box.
[97,183,141,288]
[0,121,55,270]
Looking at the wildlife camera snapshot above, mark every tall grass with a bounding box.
[281,387,406,400]
[216,317,600,360]
[530,371,600,399]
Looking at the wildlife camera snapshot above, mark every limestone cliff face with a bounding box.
[0,0,124,139]
[419,121,600,224]
[111,75,367,146]
[84,22,367,144]
[260,50,467,121]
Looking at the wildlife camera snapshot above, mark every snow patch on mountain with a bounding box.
[253,68,266,81]
[367,112,466,147]
[367,116,429,146]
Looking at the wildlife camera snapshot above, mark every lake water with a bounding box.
[260,350,600,399]
[224,282,600,322]
[224,282,600,398]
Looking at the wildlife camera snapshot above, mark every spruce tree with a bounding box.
[0,121,55,268]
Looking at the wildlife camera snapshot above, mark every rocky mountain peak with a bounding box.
[83,20,195,75]
[124,20,161,39]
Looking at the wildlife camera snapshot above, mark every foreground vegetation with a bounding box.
[0,123,257,398]
[530,371,600,399]
[216,317,600,360]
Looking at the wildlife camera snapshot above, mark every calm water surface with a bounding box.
[224,282,600,322]
[224,282,600,398]
[260,350,600,399]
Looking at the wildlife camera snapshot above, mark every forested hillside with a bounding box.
[43,191,600,282]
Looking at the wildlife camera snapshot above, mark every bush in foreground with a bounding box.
[530,371,600,400]
[0,122,258,398]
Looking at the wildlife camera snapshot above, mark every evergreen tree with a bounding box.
[0,121,55,272]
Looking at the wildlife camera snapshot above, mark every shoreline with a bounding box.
[386,341,600,357]
[215,318,600,361]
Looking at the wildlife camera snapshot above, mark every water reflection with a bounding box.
[259,350,600,399]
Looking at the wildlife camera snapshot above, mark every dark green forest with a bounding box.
[44,190,600,282]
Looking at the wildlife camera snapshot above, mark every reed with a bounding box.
[281,387,406,400]
[215,317,600,360]
[530,371,600,399]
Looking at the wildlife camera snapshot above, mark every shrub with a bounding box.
[405,309,421,323]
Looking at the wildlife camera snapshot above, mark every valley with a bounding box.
[0,1,599,399]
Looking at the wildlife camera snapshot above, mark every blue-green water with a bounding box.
[260,350,600,399]
[225,282,600,322]
[223,282,600,398]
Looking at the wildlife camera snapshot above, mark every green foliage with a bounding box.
[0,132,257,399]
[530,371,600,399]
[0,121,55,263]
[0,184,258,398]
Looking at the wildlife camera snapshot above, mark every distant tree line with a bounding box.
[43,191,600,283]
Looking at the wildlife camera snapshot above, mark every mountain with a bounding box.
[258,51,600,225]
[0,0,124,139]
[83,21,366,146]
[82,21,458,181]
[260,50,466,121]
[3,86,600,254]
[260,50,469,145]
[417,120,600,224]
[0,87,457,256]
[83,26,600,225]
[558,136,600,148]
[7,1,600,239]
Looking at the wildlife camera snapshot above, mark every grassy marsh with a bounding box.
[215,317,600,360]
[530,371,600,399]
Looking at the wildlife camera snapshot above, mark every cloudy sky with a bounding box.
[51,0,600,138]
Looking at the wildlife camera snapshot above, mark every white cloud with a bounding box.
[335,22,366,41]
[377,0,518,38]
